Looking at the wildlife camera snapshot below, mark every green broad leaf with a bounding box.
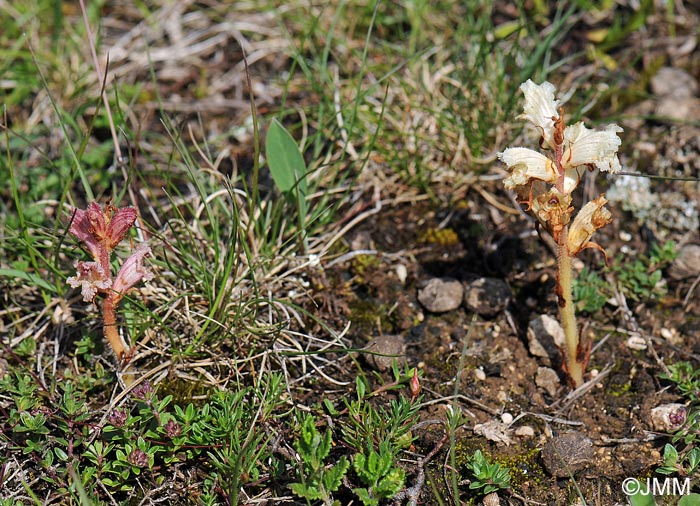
[377,441,394,476]
[323,399,339,416]
[265,118,307,194]
[354,452,369,481]
[54,447,69,461]
[298,415,321,462]
[318,427,332,462]
[679,494,700,506]
[367,450,380,476]
[662,444,678,466]
[627,479,654,506]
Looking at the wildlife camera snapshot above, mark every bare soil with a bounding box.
[309,161,699,504]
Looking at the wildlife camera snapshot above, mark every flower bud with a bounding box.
[410,368,421,401]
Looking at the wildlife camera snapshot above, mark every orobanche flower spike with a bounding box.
[499,80,622,387]
[67,201,152,363]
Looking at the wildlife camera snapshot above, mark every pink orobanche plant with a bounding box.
[499,80,622,387]
[67,202,153,363]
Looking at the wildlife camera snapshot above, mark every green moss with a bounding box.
[350,253,382,278]
[418,227,460,247]
[605,361,634,399]
[494,447,546,490]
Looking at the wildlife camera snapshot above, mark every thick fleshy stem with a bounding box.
[102,295,129,362]
[556,226,583,387]
[553,130,583,387]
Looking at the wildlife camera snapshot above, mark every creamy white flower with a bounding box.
[502,81,624,195]
[519,80,560,148]
[499,147,579,193]
[563,123,623,174]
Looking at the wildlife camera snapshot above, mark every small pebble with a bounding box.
[417,278,463,313]
[474,368,486,381]
[626,335,647,350]
[668,244,700,280]
[482,492,500,506]
[656,96,700,122]
[515,426,535,437]
[541,432,594,477]
[535,367,560,397]
[651,67,699,98]
[660,328,673,340]
[363,335,406,372]
[396,264,408,284]
[501,412,513,425]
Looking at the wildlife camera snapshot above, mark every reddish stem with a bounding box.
[102,295,128,362]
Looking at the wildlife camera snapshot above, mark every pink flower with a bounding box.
[69,203,104,263]
[111,244,153,302]
[67,261,112,302]
[106,206,138,250]
[69,203,137,265]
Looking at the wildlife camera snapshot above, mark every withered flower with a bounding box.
[567,195,613,258]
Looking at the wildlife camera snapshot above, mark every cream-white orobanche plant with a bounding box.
[499,80,623,387]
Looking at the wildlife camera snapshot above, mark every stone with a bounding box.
[535,366,560,397]
[463,277,511,317]
[651,67,699,98]
[363,335,406,372]
[473,419,512,445]
[515,426,535,437]
[527,315,565,367]
[482,492,501,506]
[655,96,700,122]
[668,244,700,280]
[541,432,594,477]
[417,277,463,313]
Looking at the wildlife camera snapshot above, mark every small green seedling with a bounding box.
[289,415,349,505]
[352,440,406,506]
[466,450,511,496]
